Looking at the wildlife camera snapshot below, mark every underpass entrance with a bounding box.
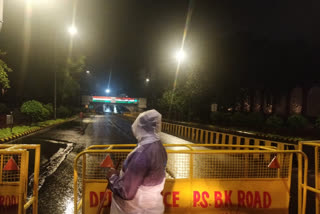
[74,144,307,214]
[81,96,147,114]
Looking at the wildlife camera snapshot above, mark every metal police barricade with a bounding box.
[0,144,40,214]
[298,141,320,214]
[74,144,308,214]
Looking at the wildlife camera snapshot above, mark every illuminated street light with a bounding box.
[26,0,53,6]
[146,78,150,83]
[0,0,3,32]
[175,49,186,63]
[54,25,78,120]
[26,0,50,3]
[68,25,78,36]
[105,89,110,94]
[86,70,90,74]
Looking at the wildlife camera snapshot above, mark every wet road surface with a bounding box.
[10,114,195,214]
[37,115,138,214]
[14,114,134,214]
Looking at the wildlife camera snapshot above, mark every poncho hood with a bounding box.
[131,109,161,145]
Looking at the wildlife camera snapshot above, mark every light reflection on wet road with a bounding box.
[22,114,135,214]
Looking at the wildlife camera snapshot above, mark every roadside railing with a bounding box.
[119,114,298,150]
[162,122,298,150]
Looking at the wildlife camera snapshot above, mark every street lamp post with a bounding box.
[68,25,77,36]
[0,0,3,32]
[175,49,186,64]
[105,70,112,95]
[53,25,78,120]
[54,55,57,119]
[169,49,187,119]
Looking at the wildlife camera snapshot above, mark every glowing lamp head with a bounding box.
[26,0,52,5]
[146,78,150,82]
[68,25,78,36]
[105,89,110,93]
[175,50,186,63]
[86,70,90,74]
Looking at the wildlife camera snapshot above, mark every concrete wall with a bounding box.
[290,87,303,114]
[246,85,320,117]
[306,86,320,116]
[275,94,287,115]
[253,90,262,112]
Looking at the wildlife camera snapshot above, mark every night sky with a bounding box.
[0,0,318,105]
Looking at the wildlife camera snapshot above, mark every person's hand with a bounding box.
[106,168,118,179]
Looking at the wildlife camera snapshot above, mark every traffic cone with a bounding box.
[3,157,19,171]
[268,156,280,169]
[100,155,114,168]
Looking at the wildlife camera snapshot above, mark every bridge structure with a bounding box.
[81,96,147,113]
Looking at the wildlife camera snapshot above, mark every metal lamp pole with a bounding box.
[54,62,57,119]
[53,31,58,120]
[53,26,78,120]
[0,0,3,32]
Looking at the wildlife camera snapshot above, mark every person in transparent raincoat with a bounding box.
[107,109,167,214]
